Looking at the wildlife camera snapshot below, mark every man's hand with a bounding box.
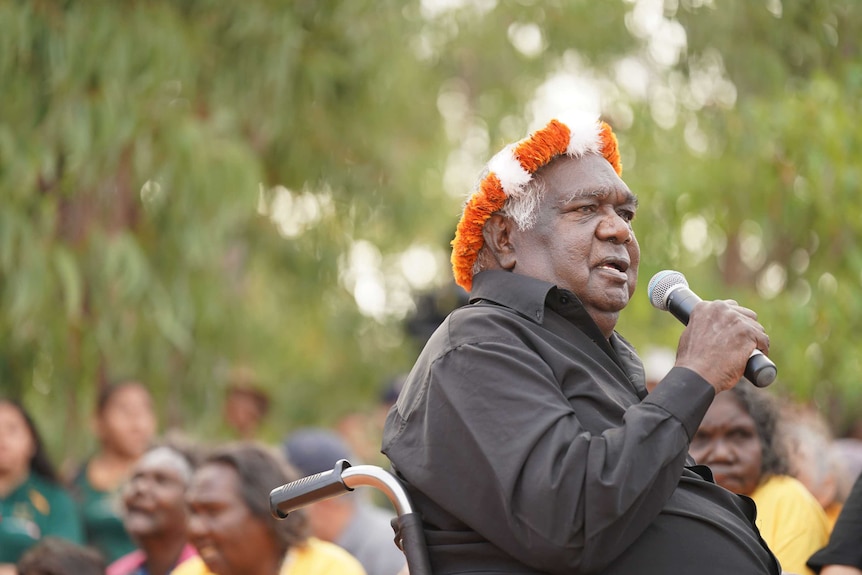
[674,299,771,393]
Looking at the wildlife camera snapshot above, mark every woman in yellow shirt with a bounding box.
[690,380,829,575]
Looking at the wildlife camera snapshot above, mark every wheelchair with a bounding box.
[270,459,431,575]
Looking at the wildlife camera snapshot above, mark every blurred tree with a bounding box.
[0,0,467,455]
[626,0,862,432]
[2,0,862,460]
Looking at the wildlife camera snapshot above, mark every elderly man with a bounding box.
[382,112,780,574]
[107,443,200,575]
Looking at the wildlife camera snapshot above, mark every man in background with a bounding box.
[222,366,270,440]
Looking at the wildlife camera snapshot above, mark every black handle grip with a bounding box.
[745,350,777,388]
[392,513,432,575]
[269,459,353,518]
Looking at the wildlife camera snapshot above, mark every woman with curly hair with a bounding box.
[690,380,830,575]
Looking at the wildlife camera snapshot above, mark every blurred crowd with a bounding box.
[4,354,862,575]
[0,374,408,575]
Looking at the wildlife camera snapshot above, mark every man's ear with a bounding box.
[482,214,517,270]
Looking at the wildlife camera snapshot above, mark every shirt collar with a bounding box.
[468,270,645,396]
[469,270,556,323]
[469,269,621,340]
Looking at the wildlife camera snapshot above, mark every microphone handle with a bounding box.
[746,350,777,388]
[665,287,776,388]
[666,287,702,325]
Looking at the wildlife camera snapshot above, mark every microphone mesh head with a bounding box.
[647,270,688,311]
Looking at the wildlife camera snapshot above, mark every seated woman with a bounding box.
[174,442,367,575]
[690,380,829,575]
[0,399,83,573]
[107,441,200,575]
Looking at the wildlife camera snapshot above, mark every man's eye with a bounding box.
[618,209,635,222]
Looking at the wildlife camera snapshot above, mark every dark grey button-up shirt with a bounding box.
[383,270,780,574]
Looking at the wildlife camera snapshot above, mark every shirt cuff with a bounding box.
[644,366,715,439]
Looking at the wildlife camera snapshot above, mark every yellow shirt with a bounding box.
[824,501,843,533]
[751,475,830,575]
[171,537,366,575]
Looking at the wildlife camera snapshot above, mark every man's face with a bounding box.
[186,462,280,575]
[122,448,189,539]
[689,393,764,496]
[223,390,266,438]
[509,154,640,325]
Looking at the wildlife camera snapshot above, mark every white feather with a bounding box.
[554,110,602,157]
[487,144,532,197]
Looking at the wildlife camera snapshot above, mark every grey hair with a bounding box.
[471,176,546,276]
[141,446,195,484]
[501,176,546,231]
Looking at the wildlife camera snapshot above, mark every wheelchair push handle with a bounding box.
[270,459,420,518]
[269,459,353,519]
[269,460,432,575]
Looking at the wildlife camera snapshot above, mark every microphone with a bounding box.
[647,270,777,388]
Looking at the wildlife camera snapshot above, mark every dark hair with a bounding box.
[226,366,270,415]
[226,384,271,416]
[17,537,105,575]
[0,398,59,483]
[203,442,308,553]
[729,381,790,478]
[96,379,151,415]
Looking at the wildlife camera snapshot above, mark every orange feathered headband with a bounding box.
[450,112,622,291]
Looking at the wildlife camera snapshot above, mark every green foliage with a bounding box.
[622,0,862,431]
[3,0,862,462]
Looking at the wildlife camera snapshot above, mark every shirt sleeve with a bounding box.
[386,324,715,574]
[809,474,862,572]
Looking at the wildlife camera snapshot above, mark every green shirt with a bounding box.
[0,473,83,564]
[71,463,137,563]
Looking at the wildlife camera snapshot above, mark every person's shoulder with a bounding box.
[289,537,367,575]
[759,474,819,499]
[445,296,539,341]
[27,474,77,511]
[170,555,210,575]
[302,536,365,562]
[755,475,830,520]
[417,301,520,359]
[106,550,146,575]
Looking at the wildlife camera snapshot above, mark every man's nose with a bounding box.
[126,475,147,496]
[597,210,632,244]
